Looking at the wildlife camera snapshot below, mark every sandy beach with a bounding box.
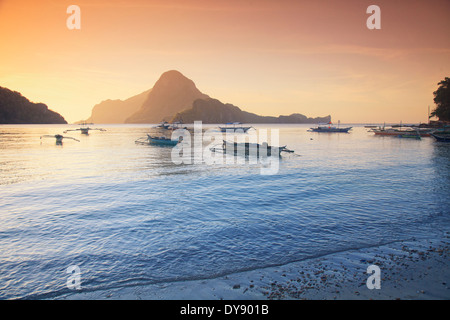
[60,235,449,301]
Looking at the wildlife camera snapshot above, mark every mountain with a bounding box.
[0,86,67,124]
[171,98,331,124]
[82,70,330,124]
[125,70,209,123]
[84,89,151,124]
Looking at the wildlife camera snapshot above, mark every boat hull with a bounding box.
[147,135,179,146]
[309,127,352,133]
[430,133,450,142]
[222,141,284,157]
[219,127,252,133]
[396,134,421,139]
[374,131,429,137]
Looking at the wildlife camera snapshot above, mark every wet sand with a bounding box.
[60,236,449,300]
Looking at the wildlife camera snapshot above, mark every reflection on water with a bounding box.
[0,124,449,299]
[432,142,450,170]
[430,142,450,210]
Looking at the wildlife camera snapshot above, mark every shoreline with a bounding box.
[60,236,449,300]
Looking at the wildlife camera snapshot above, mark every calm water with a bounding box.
[0,124,449,299]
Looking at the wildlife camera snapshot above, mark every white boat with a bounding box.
[64,123,106,135]
[155,121,171,130]
[40,134,80,144]
[155,121,187,130]
[308,121,352,133]
[370,126,432,137]
[169,122,188,130]
[211,140,293,157]
[218,122,253,133]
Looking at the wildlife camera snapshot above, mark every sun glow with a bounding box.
[1,0,449,123]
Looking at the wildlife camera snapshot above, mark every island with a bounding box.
[0,86,67,124]
[81,70,330,124]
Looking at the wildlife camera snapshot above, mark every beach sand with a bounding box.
[60,236,449,300]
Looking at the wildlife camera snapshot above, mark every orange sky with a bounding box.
[1,0,449,123]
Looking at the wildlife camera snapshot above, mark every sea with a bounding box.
[0,123,449,299]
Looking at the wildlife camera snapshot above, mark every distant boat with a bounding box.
[147,135,180,146]
[135,134,181,146]
[40,134,80,144]
[155,121,171,130]
[412,128,433,137]
[155,121,187,130]
[396,132,421,140]
[169,122,188,130]
[218,122,253,133]
[64,123,106,135]
[308,121,352,133]
[370,127,430,137]
[430,130,450,142]
[211,140,293,157]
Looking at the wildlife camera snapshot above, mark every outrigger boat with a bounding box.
[135,134,181,146]
[218,122,253,133]
[64,123,106,135]
[370,126,430,137]
[308,121,352,133]
[170,121,188,130]
[211,140,294,157]
[40,134,80,144]
[395,131,421,140]
[154,121,188,131]
[430,129,450,142]
[155,121,171,130]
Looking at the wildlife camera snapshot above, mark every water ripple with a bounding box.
[0,125,449,299]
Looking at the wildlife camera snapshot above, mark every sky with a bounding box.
[0,0,449,124]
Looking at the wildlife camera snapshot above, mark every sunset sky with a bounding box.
[1,0,449,123]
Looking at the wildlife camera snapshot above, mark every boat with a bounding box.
[155,121,188,131]
[155,121,171,130]
[64,123,106,135]
[370,127,400,135]
[40,134,80,144]
[169,121,188,130]
[396,132,421,139]
[411,127,432,137]
[370,126,430,137]
[218,122,253,133]
[308,121,352,133]
[135,134,181,146]
[148,135,180,146]
[211,140,294,157]
[430,130,450,142]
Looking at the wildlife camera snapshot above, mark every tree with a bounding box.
[430,77,450,121]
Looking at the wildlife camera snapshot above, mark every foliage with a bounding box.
[431,77,450,121]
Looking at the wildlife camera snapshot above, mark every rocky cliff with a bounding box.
[85,89,151,124]
[0,86,67,124]
[125,70,209,123]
